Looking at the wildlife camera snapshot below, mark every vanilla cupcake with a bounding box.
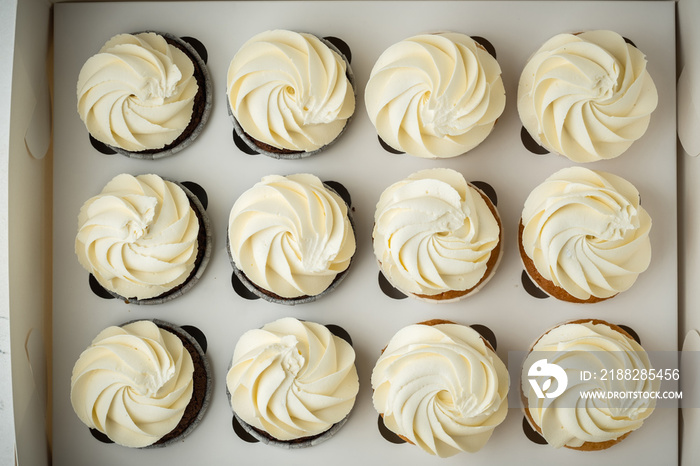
[521,319,658,450]
[372,320,509,457]
[519,166,651,303]
[77,32,212,158]
[518,30,658,162]
[373,168,502,302]
[228,173,355,304]
[227,30,356,158]
[365,32,505,158]
[75,174,211,304]
[70,319,211,448]
[226,317,359,447]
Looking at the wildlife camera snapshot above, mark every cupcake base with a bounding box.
[228,35,355,159]
[517,221,614,304]
[105,32,213,159]
[106,180,212,305]
[148,320,212,447]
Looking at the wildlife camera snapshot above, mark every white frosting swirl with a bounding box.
[365,32,505,158]
[228,174,355,299]
[522,321,658,448]
[227,317,359,441]
[227,30,355,152]
[77,32,199,152]
[76,174,201,300]
[373,168,500,297]
[518,30,658,162]
[521,166,651,301]
[70,321,194,448]
[372,323,509,457]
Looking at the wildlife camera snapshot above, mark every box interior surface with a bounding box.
[5,1,682,465]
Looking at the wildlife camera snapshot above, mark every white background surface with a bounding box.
[52,1,676,465]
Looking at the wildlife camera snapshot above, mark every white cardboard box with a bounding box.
[2,0,698,465]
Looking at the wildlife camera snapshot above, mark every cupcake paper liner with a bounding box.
[227,35,356,159]
[231,412,349,449]
[106,32,213,160]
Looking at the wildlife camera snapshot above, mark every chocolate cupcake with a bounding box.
[519,166,651,303]
[371,320,509,457]
[521,319,658,450]
[365,32,505,158]
[373,168,502,302]
[226,30,356,159]
[75,173,211,304]
[518,30,657,162]
[77,31,212,159]
[226,317,359,448]
[70,319,211,448]
[227,173,355,304]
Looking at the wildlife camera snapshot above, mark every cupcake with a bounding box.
[227,173,356,304]
[365,32,505,158]
[518,30,658,162]
[521,319,659,450]
[70,319,211,448]
[371,320,509,457]
[519,166,651,303]
[75,173,211,304]
[77,32,212,159]
[226,317,359,447]
[373,168,502,302]
[226,30,356,158]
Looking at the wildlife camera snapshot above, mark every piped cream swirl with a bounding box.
[521,166,651,301]
[228,174,355,299]
[75,174,200,300]
[77,32,198,152]
[522,321,658,448]
[373,168,500,297]
[518,30,658,162]
[371,323,509,457]
[70,321,194,448]
[226,317,359,441]
[227,30,355,152]
[365,32,505,158]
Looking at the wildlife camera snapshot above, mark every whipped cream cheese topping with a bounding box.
[76,174,200,300]
[228,174,355,299]
[521,166,651,301]
[522,321,658,448]
[227,318,359,441]
[365,32,505,158]
[518,30,658,162]
[372,323,509,457]
[70,321,194,448]
[227,30,355,152]
[373,168,500,297]
[77,32,199,152]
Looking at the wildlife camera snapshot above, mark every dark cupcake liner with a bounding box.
[227,34,355,159]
